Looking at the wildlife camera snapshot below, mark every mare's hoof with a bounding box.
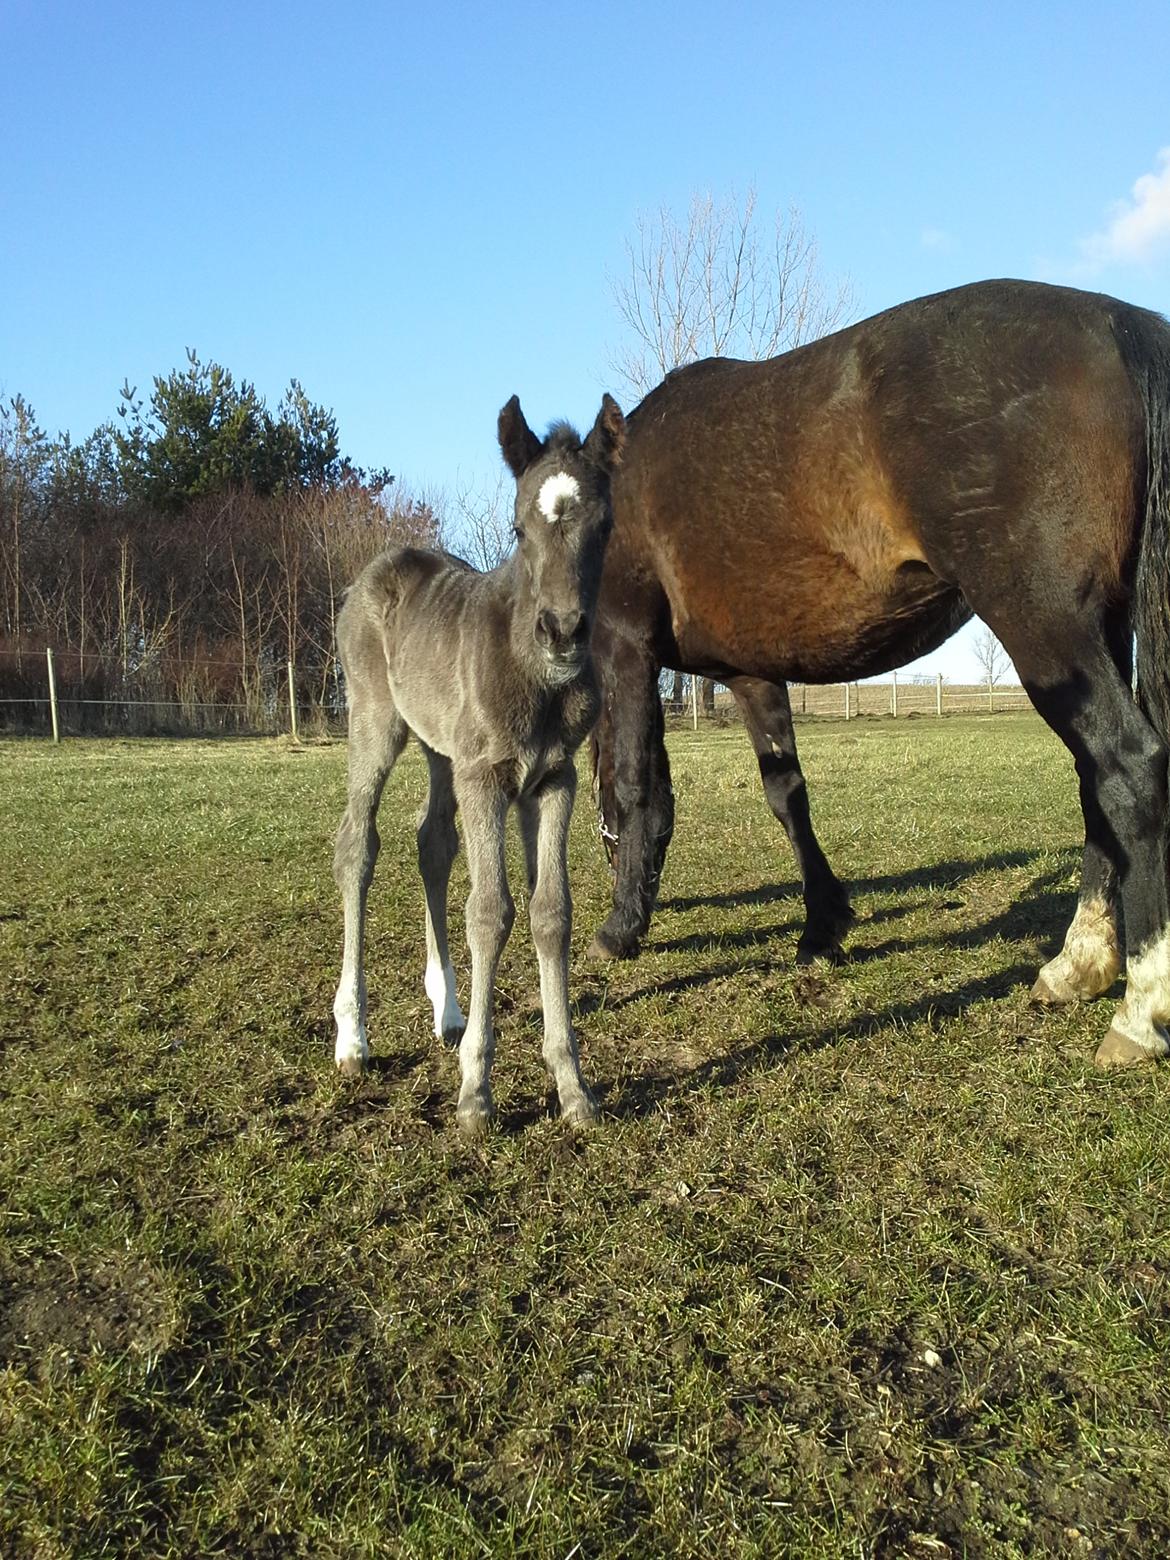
[1035,967,1092,1004]
[1030,972,1070,1007]
[1094,1027,1168,1070]
[335,1049,367,1077]
[796,939,846,967]
[587,928,640,962]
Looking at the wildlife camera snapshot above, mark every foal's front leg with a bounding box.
[529,762,598,1127]
[454,772,515,1135]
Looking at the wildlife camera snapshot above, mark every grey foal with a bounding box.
[331,393,625,1134]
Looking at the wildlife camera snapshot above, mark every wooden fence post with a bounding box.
[46,647,60,743]
[288,659,300,742]
[891,670,898,717]
[844,682,851,721]
[936,672,943,717]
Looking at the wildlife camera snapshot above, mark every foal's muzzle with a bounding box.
[535,608,589,664]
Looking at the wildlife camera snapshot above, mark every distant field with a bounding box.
[2,718,1168,1557]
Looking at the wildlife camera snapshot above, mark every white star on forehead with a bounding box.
[537,471,580,522]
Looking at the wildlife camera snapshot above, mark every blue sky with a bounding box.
[4,0,1170,679]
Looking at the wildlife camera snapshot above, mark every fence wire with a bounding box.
[1,646,1033,740]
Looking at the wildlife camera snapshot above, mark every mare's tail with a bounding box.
[1118,303,1170,743]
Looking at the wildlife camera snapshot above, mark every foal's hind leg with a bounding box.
[528,762,598,1127]
[729,676,854,963]
[417,746,466,1046]
[333,703,408,1074]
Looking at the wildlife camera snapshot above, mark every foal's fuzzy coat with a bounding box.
[332,394,625,1133]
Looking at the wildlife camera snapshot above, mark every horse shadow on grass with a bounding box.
[596,958,1044,1123]
[582,848,1092,1121]
[658,848,1055,917]
[647,849,1079,964]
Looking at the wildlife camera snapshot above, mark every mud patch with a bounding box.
[0,1255,174,1372]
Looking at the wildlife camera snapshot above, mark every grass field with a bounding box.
[2,717,1169,1557]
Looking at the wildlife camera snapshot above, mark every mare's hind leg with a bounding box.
[588,636,674,959]
[1031,620,1128,1007]
[1030,821,1121,1005]
[333,702,408,1074]
[977,612,1167,1068]
[729,675,854,963]
[417,746,466,1046]
[528,762,598,1127]
[453,771,515,1134]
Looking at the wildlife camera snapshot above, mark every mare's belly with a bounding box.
[669,552,966,684]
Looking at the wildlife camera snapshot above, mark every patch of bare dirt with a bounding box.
[0,1255,173,1372]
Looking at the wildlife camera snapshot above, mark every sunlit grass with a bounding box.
[2,718,1168,1556]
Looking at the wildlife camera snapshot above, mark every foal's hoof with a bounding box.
[441,1022,466,1051]
[456,1099,497,1139]
[562,1089,600,1130]
[1094,1027,1169,1070]
[334,1038,368,1077]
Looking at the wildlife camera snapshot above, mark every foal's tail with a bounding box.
[1118,303,1170,741]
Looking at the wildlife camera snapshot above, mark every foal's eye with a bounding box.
[513,524,526,542]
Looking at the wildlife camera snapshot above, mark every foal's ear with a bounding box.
[498,395,544,477]
[584,393,626,470]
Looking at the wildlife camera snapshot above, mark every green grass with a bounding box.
[2,717,1168,1557]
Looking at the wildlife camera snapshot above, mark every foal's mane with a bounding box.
[543,422,584,458]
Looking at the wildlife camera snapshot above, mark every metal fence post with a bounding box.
[46,648,60,742]
[844,682,851,721]
[891,670,898,717]
[936,672,943,717]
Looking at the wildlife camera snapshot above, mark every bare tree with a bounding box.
[609,189,852,716]
[608,187,855,399]
[448,471,514,571]
[973,624,1011,688]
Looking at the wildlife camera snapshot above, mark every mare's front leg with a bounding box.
[528,762,598,1127]
[417,746,467,1045]
[588,636,674,959]
[333,704,408,1074]
[454,770,515,1134]
[729,676,854,962]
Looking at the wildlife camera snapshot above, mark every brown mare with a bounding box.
[589,278,1170,1069]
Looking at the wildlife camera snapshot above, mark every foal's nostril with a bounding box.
[536,609,587,653]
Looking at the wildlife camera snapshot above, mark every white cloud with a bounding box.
[920,227,956,253]
[1079,147,1170,270]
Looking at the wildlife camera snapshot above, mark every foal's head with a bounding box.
[498,394,626,684]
